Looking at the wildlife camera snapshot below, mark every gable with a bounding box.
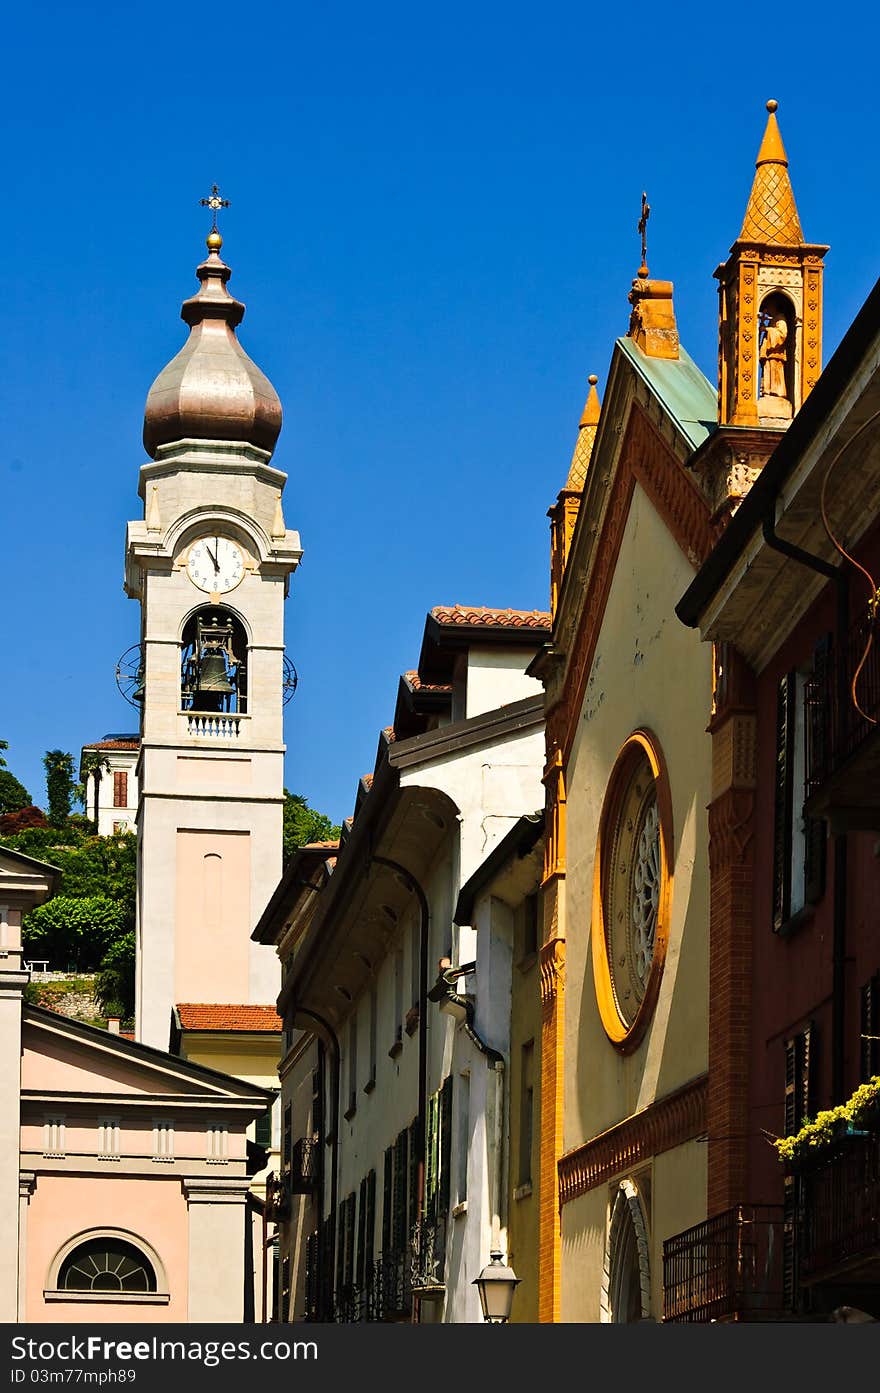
[21,1009,269,1104]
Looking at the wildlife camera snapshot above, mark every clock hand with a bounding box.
[207,541,219,571]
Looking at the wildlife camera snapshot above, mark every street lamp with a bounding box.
[473,1249,520,1324]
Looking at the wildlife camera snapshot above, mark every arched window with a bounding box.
[180,607,248,714]
[58,1237,156,1293]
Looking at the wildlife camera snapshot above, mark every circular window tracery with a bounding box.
[592,730,672,1051]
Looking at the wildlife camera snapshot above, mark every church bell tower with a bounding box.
[125,216,301,1048]
[716,99,828,428]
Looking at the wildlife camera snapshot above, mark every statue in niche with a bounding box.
[759,315,789,400]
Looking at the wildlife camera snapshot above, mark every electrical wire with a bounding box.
[818,407,880,724]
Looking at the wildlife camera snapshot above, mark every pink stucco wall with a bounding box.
[175,830,251,1003]
[25,1174,189,1322]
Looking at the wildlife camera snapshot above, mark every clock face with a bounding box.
[186,536,245,594]
[602,746,661,1029]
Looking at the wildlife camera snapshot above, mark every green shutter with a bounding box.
[394,1129,408,1252]
[382,1146,393,1253]
[439,1075,453,1218]
[356,1177,367,1288]
[409,1118,419,1237]
[365,1169,376,1270]
[425,1091,438,1220]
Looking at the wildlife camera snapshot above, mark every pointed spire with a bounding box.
[739,100,804,245]
[566,376,601,490]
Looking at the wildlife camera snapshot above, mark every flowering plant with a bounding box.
[773,1076,880,1164]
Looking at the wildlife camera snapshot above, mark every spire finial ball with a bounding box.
[766,99,778,113]
[588,374,598,386]
[206,229,223,253]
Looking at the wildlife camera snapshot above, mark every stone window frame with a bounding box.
[600,1177,651,1323]
[44,1228,170,1306]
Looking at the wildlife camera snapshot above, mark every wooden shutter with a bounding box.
[356,1178,367,1288]
[799,1025,813,1126]
[784,1036,797,1136]
[861,974,879,1083]
[113,770,128,807]
[365,1169,376,1271]
[382,1146,393,1253]
[425,1090,438,1221]
[439,1075,453,1218]
[408,1118,419,1237]
[784,1026,813,1136]
[344,1193,356,1288]
[773,673,796,931]
[393,1128,408,1252]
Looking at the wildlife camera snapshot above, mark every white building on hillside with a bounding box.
[79,735,140,837]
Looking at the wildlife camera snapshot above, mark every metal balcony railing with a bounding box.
[410,1217,447,1298]
[797,1130,880,1283]
[663,1205,786,1322]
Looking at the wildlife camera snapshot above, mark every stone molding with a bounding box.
[558,1074,707,1205]
[182,1176,251,1205]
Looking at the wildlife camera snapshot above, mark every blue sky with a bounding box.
[1,1,877,825]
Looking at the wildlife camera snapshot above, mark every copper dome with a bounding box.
[143,236,282,457]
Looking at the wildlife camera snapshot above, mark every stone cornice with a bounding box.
[558,1074,707,1204]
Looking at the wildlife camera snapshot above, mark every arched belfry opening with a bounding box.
[757,290,797,420]
[180,608,248,714]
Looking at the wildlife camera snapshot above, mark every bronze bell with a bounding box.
[196,654,234,694]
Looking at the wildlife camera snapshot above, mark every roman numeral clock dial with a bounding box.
[186,536,245,594]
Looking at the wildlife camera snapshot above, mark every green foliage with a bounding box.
[95,931,135,1021]
[3,823,136,914]
[0,769,31,814]
[282,789,340,864]
[43,750,76,827]
[774,1076,880,1164]
[23,895,127,970]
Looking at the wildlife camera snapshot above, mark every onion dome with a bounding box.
[143,230,282,457]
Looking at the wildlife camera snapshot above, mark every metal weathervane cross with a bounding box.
[638,190,650,277]
[200,183,230,232]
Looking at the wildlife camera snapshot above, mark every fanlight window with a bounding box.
[58,1238,157,1293]
[180,607,248,715]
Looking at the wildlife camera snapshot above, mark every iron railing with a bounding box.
[663,1205,786,1322]
[797,1130,880,1282]
[410,1217,447,1298]
[806,608,880,794]
[290,1136,319,1194]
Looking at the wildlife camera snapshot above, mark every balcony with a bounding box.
[797,1131,880,1288]
[805,608,880,831]
[663,1206,786,1322]
[289,1136,318,1194]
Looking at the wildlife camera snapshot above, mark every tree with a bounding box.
[23,894,127,970]
[95,931,135,1021]
[0,741,32,814]
[43,750,76,827]
[0,806,47,836]
[2,823,136,925]
[282,790,340,864]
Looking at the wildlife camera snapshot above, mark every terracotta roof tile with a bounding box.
[404,670,453,695]
[301,839,340,852]
[382,726,396,743]
[431,605,551,631]
[82,739,141,752]
[176,1003,282,1033]
[361,773,374,790]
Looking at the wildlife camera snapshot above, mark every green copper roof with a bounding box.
[617,336,717,450]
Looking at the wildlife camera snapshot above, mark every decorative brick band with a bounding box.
[558,1074,707,1205]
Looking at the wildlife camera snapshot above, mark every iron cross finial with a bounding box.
[638,191,650,278]
[200,183,230,232]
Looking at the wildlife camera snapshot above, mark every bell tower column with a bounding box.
[125,226,301,1049]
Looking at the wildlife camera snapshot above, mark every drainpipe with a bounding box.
[761,511,849,1102]
[297,1009,340,1319]
[427,961,507,1251]
[373,855,429,1323]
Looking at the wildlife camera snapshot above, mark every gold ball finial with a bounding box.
[766,99,778,113]
[206,228,223,253]
[588,374,598,386]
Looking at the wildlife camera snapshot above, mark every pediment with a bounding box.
[21,1007,268,1106]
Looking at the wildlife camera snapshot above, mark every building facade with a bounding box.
[79,736,140,837]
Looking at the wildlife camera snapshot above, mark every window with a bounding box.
[207,1123,228,1164]
[282,1104,292,1167]
[390,948,404,1053]
[112,821,127,835]
[255,1107,272,1149]
[456,1073,470,1206]
[774,663,827,931]
[58,1238,156,1293]
[860,974,880,1083]
[113,771,128,807]
[410,919,420,1009]
[97,1117,120,1161]
[603,1181,650,1322]
[784,1025,814,1136]
[345,1016,358,1118]
[366,982,377,1090]
[43,1116,65,1158]
[152,1119,174,1162]
[519,1041,535,1187]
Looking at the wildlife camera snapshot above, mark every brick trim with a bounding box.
[558,1074,707,1204]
